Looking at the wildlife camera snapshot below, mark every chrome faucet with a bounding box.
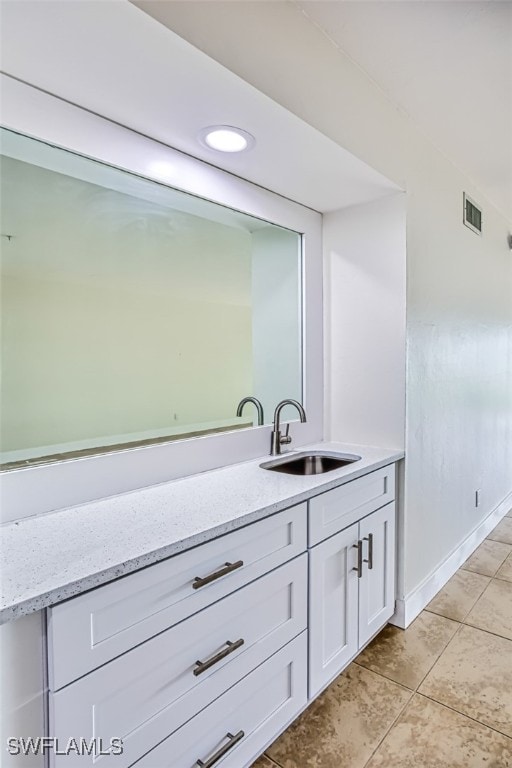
[236,397,264,426]
[270,399,307,455]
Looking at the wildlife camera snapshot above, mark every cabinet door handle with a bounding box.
[363,533,374,570]
[196,730,245,767]
[193,638,245,676]
[352,540,363,578]
[192,560,244,590]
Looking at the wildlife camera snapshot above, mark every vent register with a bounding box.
[463,193,482,235]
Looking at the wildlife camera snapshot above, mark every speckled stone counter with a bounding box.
[0,441,403,623]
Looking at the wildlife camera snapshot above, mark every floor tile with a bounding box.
[265,663,411,768]
[419,624,512,737]
[366,694,512,768]
[464,578,512,640]
[426,569,490,622]
[488,517,512,545]
[462,539,512,577]
[250,756,281,768]
[355,610,459,690]
[497,553,512,583]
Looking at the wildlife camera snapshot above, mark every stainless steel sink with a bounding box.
[260,451,361,475]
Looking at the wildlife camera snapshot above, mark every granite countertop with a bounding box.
[0,441,404,623]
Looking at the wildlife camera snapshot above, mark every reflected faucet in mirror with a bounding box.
[270,399,307,456]
[236,397,264,426]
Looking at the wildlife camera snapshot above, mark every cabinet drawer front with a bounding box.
[133,633,307,768]
[48,504,307,690]
[49,556,307,768]
[308,465,395,546]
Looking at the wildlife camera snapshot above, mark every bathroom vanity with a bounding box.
[1,443,401,768]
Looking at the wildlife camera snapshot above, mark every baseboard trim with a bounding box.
[390,490,512,629]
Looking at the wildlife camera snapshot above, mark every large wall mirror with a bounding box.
[0,128,303,469]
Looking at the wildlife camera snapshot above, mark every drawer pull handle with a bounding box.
[192,560,244,590]
[193,638,245,676]
[352,540,363,578]
[196,730,245,767]
[363,533,374,570]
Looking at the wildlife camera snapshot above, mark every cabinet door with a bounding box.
[309,523,359,697]
[358,502,396,648]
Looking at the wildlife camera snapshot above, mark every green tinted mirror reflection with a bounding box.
[0,129,302,468]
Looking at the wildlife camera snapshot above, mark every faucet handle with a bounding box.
[280,423,292,446]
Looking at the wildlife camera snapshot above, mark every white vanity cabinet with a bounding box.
[308,467,396,697]
[45,461,398,768]
[47,504,308,768]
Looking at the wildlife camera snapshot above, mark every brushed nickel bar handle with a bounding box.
[352,540,363,578]
[363,533,374,570]
[193,638,245,677]
[192,560,243,590]
[196,730,245,767]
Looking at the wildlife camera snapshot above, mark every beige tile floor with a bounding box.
[252,508,512,768]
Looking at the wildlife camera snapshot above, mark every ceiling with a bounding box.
[134,0,511,219]
[0,0,398,213]
[296,0,512,218]
[4,2,507,217]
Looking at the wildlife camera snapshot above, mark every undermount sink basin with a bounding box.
[260,451,361,475]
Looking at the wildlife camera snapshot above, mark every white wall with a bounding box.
[324,194,406,450]
[403,160,512,597]
[160,2,512,616]
[0,612,46,767]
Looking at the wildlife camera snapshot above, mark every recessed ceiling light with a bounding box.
[199,125,255,153]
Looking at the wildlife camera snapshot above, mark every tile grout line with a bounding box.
[423,598,485,624]
[262,756,283,768]
[456,575,512,642]
[461,617,512,644]
[427,574,497,627]
[493,574,512,584]
[360,686,414,768]
[485,537,512,546]
[460,564,509,579]
[424,567,510,627]
[352,659,412,693]
[355,613,464,695]
[415,690,512,741]
[414,617,466,692]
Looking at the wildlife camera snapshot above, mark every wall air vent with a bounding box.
[463,193,482,235]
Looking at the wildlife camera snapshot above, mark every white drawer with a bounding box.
[48,504,307,690]
[308,465,395,546]
[49,556,307,768]
[133,632,307,768]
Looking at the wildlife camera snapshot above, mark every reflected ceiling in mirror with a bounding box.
[0,129,302,469]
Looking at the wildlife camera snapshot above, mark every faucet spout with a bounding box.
[270,399,307,455]
[236,397,264,426]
